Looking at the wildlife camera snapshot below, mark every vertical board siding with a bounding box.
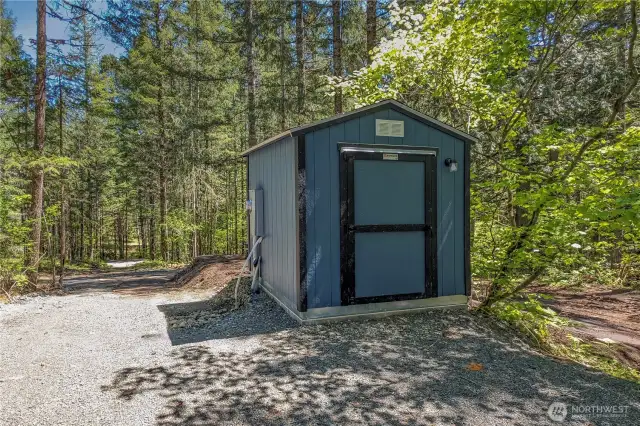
[276,143,282,299]
[329,123,345,305]
[312,127,332,307]
[344,117,360,141]
[454,137,466,296]
[305,107,467,308]
[438,133,456,296]
[305,132,316,308]
[248,137,297,310]
[358,113,374,143]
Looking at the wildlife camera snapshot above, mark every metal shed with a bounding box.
[242,99,476,322]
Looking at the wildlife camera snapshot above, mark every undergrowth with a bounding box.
[556,334,640,383]
[484,295,640,384]
[39,258,112,273]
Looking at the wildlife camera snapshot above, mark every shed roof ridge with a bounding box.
[242,99,477,156]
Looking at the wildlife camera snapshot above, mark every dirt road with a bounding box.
[1,270,639,425]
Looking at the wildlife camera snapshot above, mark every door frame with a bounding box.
[339,143,438,306]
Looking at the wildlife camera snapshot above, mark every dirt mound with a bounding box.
[170,255,245,289]
[162,277,254,330]
[161,255,254,330]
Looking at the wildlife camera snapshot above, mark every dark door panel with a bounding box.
[355,232,425,298]
[353,160,425,225]
[340,147,438,305]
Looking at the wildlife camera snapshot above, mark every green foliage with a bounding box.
[336,0,640,302]
[489,296,640,383]
[332,0,640,383]
[0,151,32,290]
[3,0,391,288]
[488,294,566,344]
[558,335,640,384]
[39,258,111,273]
[0,2,32,291]
[3,0,638,309]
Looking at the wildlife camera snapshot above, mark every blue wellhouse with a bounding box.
[242,100,476,322]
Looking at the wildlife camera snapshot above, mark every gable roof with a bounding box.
[241,99,477,156]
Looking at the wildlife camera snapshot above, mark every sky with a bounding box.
[5,0,123,59]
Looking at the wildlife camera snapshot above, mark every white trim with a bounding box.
[302,296,468,323]
[259,281,468,324]
[340,146,437,156]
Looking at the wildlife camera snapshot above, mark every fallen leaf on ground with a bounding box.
[467,362,484,371]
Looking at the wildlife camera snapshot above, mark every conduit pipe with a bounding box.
[234,236,263,309]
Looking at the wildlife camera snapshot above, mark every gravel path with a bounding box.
[107,259,145,268]
[1,271,639,426]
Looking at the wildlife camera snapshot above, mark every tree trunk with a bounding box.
[152,1,169,262]
[159,169,169,261]
[226,170,231,254]
[513,144,529,227]
[138,191,145,257]
[58,76,66,287]
[279,15,287,131]
[23,90,29,147]
[246,0,257,147]
[25,0,47,288]
[332,0,343,114]
[149,194,156,260]
[610,3,627,266]
[295,0,304,117]
[234,162,239,254]
[81,1,90,107]
[192,176,198,258]
[79,199,85,259]
[59,188,67,285]
[157,79,168,262]
[124,203,129,259]
[88,184,94,260]
[366,0,377,63]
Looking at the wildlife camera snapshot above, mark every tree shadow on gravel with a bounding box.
[157,294,299,344]
[62,255,242,297]
[102,310,640,425]
[63,269,178,295]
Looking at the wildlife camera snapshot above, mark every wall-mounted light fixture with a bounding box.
[444,158,458,172]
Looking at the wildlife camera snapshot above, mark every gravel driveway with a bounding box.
[1,271,639,426]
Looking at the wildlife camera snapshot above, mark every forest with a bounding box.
[1,0,389,287]
[1,0,639,318]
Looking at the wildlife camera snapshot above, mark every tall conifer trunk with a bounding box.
[295,0,304,117]
[25,0,47,287]
[279,12,286,131]
[246,0,257,147]
[332,0,342,114]
[153,2,169,262]
[366,0,377,64]
[58,75,66,287]
[158,87,169,262]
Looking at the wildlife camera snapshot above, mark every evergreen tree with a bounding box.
[24,0,47,287]
[0,0,33,289]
